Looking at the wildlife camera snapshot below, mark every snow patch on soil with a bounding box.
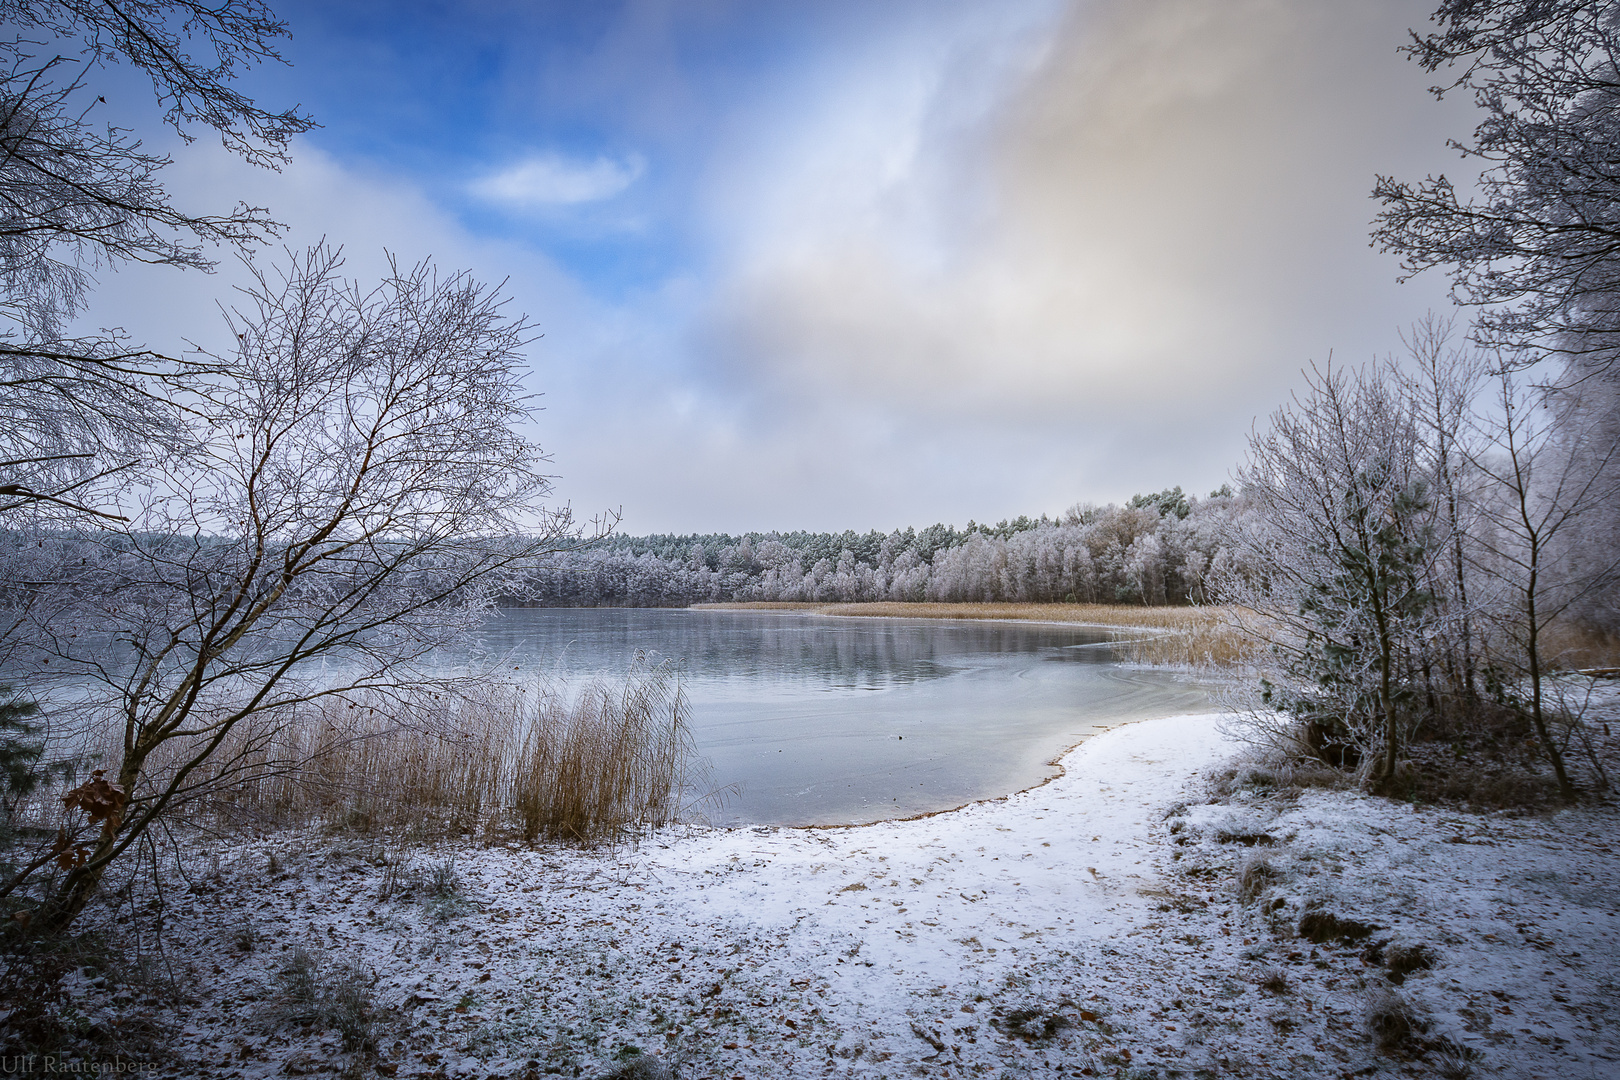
[48,707,1620,1079]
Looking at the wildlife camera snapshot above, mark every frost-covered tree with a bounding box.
[1373,0,1620,373]
[1464,371,1620,798]
[1214,363,1442,785]
[2,247,575,931]
[1371,0,1620,638]
[1393,315,1489,710]
[0,0,312,521]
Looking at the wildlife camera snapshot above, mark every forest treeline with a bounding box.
[519,487,1239,608]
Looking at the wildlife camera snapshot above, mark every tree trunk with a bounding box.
[36,748,146,933]
[1378,637,1400,790]
[1524,581,1577,801]
[1367,565,1402,792]
[36,839,115,933]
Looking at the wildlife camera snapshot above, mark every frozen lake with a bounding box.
[471,608,1210,826]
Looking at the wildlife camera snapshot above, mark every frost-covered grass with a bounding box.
[697,600,1256,668]
[19,701,1618,1078]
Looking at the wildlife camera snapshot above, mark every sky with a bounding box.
[84,0,1484,534]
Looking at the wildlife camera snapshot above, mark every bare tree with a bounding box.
[1371,2,1620,773]
[1393,314,1488,710]
[1463,371,1620,799]
[0,0,312,164]
[0,333,207,520]
[1,246,584,932]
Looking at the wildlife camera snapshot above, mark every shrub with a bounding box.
[0,685,84,835]
[0,929,171,1062]
[0,685,45,820]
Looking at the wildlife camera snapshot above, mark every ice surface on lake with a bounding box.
[469,609,1211,825]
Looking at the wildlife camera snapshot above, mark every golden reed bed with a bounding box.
[694,601,1620,672]
[692,601,1255,668]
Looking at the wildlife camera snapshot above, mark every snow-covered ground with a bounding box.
[51,705,1620,1080]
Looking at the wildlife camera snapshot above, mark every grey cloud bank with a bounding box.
[86,0,1474,534]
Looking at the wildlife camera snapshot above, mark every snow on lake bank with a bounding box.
[54,709,1620,1079]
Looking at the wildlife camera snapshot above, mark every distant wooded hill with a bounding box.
[515,486,1243,607]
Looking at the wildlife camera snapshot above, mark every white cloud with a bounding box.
[76,140,663,524]
[469,152,645,208]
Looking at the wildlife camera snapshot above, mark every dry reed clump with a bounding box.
[695,601,1259,668]
[140,657,700,845]
[1541,619,1620,672]
[512,664,695,843]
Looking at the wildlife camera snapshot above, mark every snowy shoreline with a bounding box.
[53,709,1620,1079]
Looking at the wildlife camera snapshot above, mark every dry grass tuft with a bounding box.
[1255,966,1290,994]
[1432,1037,1482,1079]
[1363,987,1423,1051]
[1383,941,1439,984]
[1211,750,1352,800]
[141,657,700,845]
[602,1054,675,1080]
[1237,853,1278,904]
[273,947,379,1052]
[1298,909,1381,944]
[694,601,1257,668]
